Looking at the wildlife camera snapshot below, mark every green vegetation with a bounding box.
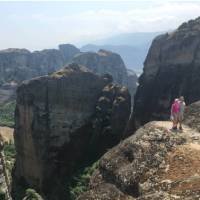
[0,101,15,127]
[0,189,5,200]
[69,161,99,200]
[22,189,43,200]
[3,141,16,175]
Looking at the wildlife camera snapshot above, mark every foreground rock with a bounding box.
[131,17,200,130]
[12,63,131,200]
[73,49,138,105]
[78,121,200,200]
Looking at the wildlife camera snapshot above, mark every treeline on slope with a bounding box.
[0,101,15,127]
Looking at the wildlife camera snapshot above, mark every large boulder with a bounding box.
[129,17,200,131]
[12,63,131,200]
[78,121,200,200]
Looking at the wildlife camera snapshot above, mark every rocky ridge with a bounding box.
[12,63,131,200]
[78,120,200,200]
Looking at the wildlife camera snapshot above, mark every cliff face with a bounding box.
[131,17,200,129]
[72,50,138,104]
[12,63,131,200]
[0,44,80,104]
[78,120,200,200]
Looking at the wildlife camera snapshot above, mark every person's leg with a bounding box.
[179,116,183,130]
[173,114,178,129]
[179,122,182,130]
[171,113,175,128]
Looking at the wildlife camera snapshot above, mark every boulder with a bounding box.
[12,63,131,200]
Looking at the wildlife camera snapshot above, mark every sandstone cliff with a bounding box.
[78,119,200,200]
[0,44,80,104]
[72,49,137,105]
[12,63,131,200]
[130,17,200,130]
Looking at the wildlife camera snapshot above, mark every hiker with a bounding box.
[178,96,186,130]
[170,98,180,130]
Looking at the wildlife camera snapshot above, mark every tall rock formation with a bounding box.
[0,44,80,104]
[72,49,137,105]
[12,63,131,200]
[129,17,200,131]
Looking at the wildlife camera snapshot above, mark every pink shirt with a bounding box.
[171,101,180,113]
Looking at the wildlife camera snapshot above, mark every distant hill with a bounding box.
[81,32,162,73]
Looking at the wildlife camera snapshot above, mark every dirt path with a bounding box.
[154,121,200,144]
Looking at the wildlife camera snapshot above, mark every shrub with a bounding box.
[0,189,5,200]
[22,189,43,200]
[3,141,16,176]
[69,161,98,200]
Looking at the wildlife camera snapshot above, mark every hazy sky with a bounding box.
[0,0,200,50]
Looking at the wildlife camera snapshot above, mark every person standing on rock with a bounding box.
[171,98,180,130]
[178,96,186,130]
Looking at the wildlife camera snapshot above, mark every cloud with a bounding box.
[28,2,200,44]
[1,1,200,49]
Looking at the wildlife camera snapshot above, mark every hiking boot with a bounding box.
[179,126,183,131]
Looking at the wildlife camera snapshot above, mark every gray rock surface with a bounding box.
[12,63,131,200]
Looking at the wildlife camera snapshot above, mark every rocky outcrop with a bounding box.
[78,121,200,200]
[130,17,200,130]
[72,50,137,105]
[12,63,131,200]
[0,44,80,104]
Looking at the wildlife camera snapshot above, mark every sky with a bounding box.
[0,0,200,50]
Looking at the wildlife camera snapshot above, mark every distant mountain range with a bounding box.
[81,32,163,73]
